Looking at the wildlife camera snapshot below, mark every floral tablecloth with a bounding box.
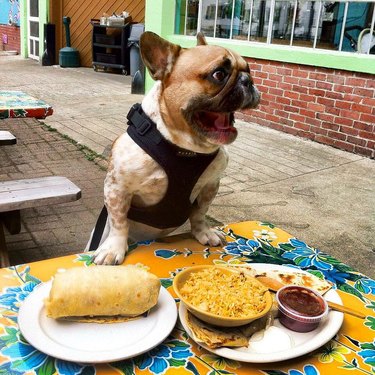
[0,221,374,375]
[0,91,53,119]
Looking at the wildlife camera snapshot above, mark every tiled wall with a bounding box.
[0,25,20,53]
[239,58,375,159]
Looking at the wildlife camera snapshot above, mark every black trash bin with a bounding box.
[128,23,144,77]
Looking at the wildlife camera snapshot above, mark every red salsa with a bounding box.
[278,287,325,316]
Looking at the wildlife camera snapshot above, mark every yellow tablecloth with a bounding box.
[0,221,374,374]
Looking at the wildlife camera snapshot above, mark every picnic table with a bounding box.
[0,91,53,119]
[0,221,373,374]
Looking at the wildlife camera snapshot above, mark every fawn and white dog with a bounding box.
[88,32,260,265]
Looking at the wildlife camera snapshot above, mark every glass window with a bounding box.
[30,0,39,18]
[176,0,375,54]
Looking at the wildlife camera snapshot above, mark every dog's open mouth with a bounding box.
[193,111,237,145]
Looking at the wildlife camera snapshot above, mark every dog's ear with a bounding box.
[197,32,207,46]
[140,31,181,81]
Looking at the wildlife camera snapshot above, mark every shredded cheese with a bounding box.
[180,268,268,318]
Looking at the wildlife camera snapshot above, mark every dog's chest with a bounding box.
[110,133,227,207]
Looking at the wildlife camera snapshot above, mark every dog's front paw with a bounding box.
[92,236,127,265]
[193,227,227,247]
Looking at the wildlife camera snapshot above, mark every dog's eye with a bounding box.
[212,69,227,82]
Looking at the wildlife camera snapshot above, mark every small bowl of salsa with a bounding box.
[276,285,328,332]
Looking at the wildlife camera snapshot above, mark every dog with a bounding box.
[88,31,260,265]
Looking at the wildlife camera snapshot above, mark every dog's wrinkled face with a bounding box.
[140,32,260,146]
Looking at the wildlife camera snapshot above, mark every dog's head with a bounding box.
[140,32,260,146]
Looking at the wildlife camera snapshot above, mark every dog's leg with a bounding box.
[92,169,132,265]
[190,180,227,247]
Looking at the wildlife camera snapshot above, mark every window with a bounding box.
[176,1,375,54]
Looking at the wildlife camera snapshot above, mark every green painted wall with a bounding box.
[144,0,375,90]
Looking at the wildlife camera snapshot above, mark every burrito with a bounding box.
[44,265,161,320]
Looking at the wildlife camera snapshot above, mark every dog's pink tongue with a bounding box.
[213,113,230,129]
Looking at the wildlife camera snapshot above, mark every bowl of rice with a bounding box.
[173,265,272,327]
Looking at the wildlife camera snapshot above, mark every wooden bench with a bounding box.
[0,176,81,267]
[0,130,17,146]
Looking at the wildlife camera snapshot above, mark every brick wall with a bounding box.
[0,24,20,53]
[239,58,375,159]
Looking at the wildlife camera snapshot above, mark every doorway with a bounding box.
[27,0,39,60]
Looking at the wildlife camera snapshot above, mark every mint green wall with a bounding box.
[19,0,49,61]
[144,0,375,90]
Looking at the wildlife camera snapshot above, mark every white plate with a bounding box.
[18,282,177,363]
[179,263,344,363]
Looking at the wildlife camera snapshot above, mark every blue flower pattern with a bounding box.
[223,237,260,256]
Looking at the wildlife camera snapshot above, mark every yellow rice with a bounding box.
[180,268,268,318]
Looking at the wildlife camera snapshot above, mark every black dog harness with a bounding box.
[88,103,218,251]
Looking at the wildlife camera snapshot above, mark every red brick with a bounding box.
[294,70,309,78]
[309,88,326,97]
[292,100,308,108]
[347,135,366,146]
[263,80,278,88]
[299,94,315,102]
[289,113,305,122]
[362,98,375,106]
[277,82,293,91]
[298,79,315,88]
[304,117,321,127]
[307,103,325,112]
[340,125,359,136]
[315,134,334,145]
[269,88,284,96]
[284,105,300,113]
[283,127,299,136]
[253,71,268,80]
[317,97,335,107]
[277,67,292,75]
[351,103,373,114]
[333,140,355,153]
[327,75,345,85]
[317,113,334,122]
[283,76,299,85]
[334,116,353,126]
[269,74,282,82]
[354,145,374,158]
[294,122,310,131]
[345,77,366,86]
[300,109,316,118]
[359,130,375,141]
[279,97,291,105]
[353,121,374,132]
[322,122,340,131]
[360,113,375,124]
[263,65,278,74]
[340,109,360,121]
[309,72,327,81]
[326,107,341,116]
[310,125,327,136]
[365,79,375,89]
[335,101,351,110]
[353,87,374,97]
[284,91,299,100]
[316,82,333,90]
[333,84,353,94]
[326,91,344,100]
[342,94,362,104]
[292,85,309,94]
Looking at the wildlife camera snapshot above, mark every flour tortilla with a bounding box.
[44,265,161,321]
[186,310,248,349]
[227,265,332,295]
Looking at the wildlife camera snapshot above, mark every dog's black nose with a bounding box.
[238,73,252,88]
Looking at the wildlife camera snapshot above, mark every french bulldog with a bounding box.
[89,31,260,265]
